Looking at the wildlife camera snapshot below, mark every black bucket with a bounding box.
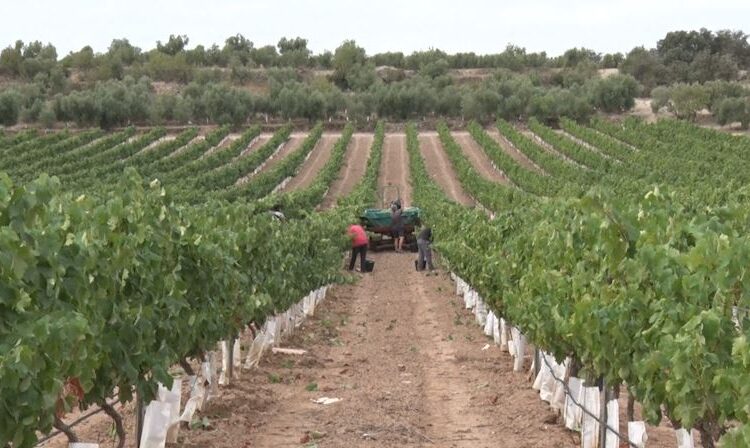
[364,259,375,272]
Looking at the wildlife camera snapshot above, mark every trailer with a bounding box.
[359,185,421,251]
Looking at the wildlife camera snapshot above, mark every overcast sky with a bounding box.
[3,0,749,57]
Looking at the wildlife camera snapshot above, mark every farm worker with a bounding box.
[416,226,436,274]
[348,223,369,272]
[391,202,405,252]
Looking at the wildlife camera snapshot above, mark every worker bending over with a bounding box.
[348,223,369,272]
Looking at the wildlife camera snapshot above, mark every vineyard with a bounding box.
[1,116,750,448]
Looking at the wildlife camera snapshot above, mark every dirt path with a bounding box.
[555,129,616,161]
[260,133,307,172]
[166,135,206,158]
[236,134,271,159]
[451,132,512,186]
[235,133,307,186]
[281,133,340,192]
[484,130,546,175]
[201,134,239,159]
[176,253,579,448]
[380,133,412,205]
[418,133,474,205]
[174,131,579,448]
[321,133,374,208]
[520,130,585,169]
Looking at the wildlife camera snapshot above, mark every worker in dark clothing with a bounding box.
[416,226,436,275]
[391,202,405,252]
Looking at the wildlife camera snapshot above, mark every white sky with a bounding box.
[3,0,749,57]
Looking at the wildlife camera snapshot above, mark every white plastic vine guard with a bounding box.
[484,311,496,337]
[606,398,619,448]
[474,297,488,326]
[564,377,584,431]
[244,329,266,370]
[510,327,526,371]
[139,401,171,448]
[157,379,182,443]
[628,421,647,448]
[493,316,502,345]
[180,375,202,422]
[533,352,558,403]
[219,341,230,386]
[499,318,508,350]
[675,428,695,448]
[581,386,600,448]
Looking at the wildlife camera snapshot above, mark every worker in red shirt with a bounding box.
[347,223,369,272]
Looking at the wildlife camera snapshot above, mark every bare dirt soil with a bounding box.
[235,133,307,186]
[166,135,206,158]
[201,134,239,159]
[379,133,412,205]
[258,133,308,173]
[321,133,373,208]
[236,134,271,159]
[451,132,513,185]
[417,133,474,205]
[555,129,614,161]
[281,133,340,193]
[179,253,577,448]
[484,129,547,175]
[520,130,584,169]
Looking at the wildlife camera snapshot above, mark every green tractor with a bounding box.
[359,185,421,251]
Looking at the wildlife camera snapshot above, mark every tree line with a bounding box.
[0,68,640,128]
[0,29,748,128]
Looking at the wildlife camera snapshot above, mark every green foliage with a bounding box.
[53,76,152,128]
[0,90,22,126]
[277,37,311,67]
[331,40,375,91]
[666,83,711,120]
[407,117,750,446]
[145,52,193,83]
[600,53,624,69]
[340,121,384,209]
[156,34,189,56]
[0,171,348,446]
[716,97,750,129]
[436,121,529,211]
[558,47,601,67]
[186,125,292,195]
[587,74,639,112]
[528,118,611,172]
[260,124,355,215]
[221,123,324,202]
[470,121,560,195]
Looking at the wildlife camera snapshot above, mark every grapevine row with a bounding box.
[467,122,558,195]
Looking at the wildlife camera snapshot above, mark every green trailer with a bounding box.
[359,185,421,251]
